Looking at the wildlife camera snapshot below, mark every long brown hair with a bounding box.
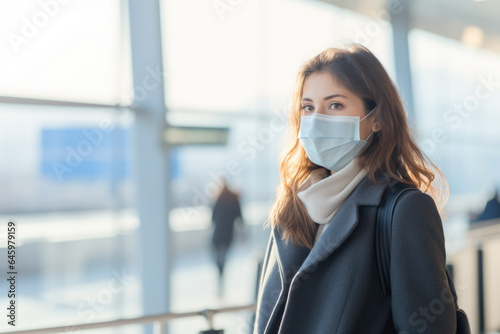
[267,44,448,249]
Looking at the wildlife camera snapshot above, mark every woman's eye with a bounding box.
[330,102,343,110]
[301,105,313,112]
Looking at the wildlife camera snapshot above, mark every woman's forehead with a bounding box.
[302,72,354,100]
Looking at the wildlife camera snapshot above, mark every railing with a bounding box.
[468,218,500,334]
[449,218,500,334]
[4,303,256,334]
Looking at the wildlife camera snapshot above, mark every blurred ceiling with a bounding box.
[318,0,500,53]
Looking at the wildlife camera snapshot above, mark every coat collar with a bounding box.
[272,175,389,284]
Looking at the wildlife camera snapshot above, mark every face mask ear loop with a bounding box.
[360,106,376,122]
[363,130,374,142]
[361,106,376,142]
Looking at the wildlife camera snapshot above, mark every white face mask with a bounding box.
[298,109,375,171]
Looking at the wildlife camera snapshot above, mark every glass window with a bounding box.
[410,29,500,199]
[0,105,139,331]
[0,0,131,104]
[162,0,394,112]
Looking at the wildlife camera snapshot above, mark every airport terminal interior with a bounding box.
[1,0,500,333]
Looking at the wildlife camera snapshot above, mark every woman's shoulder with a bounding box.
[370,172,431,200]
[388,181,443,240]
[371,174,439,220]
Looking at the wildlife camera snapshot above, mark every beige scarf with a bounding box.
[297,158,367,245]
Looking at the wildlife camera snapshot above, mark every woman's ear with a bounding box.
[372,119,381,132]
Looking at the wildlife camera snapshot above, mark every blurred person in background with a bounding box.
[211,177,243,297]
[253,44,459,333]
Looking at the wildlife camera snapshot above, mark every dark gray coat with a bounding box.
[254,176,457,334]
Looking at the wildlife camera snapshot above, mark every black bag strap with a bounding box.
[375,182,417,296]
[376,182,459,302]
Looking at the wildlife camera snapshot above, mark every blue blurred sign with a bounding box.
[40,127,132,182]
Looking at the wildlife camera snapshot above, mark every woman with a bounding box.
[253,44,457,334]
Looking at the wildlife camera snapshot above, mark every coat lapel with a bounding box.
[272,226,311,286]
[299,176,387,274]
[273,175,389,281]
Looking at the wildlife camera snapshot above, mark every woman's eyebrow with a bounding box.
[301,94,348,102]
